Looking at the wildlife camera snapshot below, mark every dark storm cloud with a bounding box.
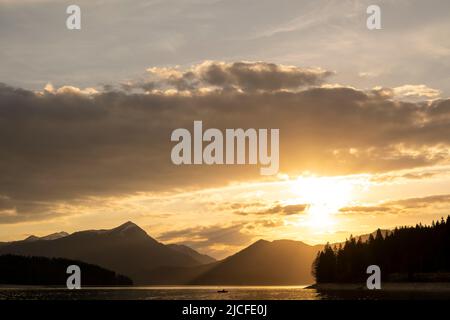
[2,62,450,222]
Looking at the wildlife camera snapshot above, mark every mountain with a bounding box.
[161,239,322,285]
[167,244,216,265]
[23,235,40,242]
[0,254,132,286]
[0,221,210,284]
[0,224,322,285]
[141,240,323,285]
[40,231,70,241]
[23,232,69,242]
[0,223,395,285]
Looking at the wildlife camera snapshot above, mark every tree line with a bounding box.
[313,216,450,283]
[0,254,132,286]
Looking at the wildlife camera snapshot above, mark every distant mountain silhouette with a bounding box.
[0,221,212,284]
[0,223,325,285]
[167,244,216,265]
[23,231,69,242]
[140,240,323,285]
[188,239,323,285]
[0,254,132,286]
[23,235,40,242]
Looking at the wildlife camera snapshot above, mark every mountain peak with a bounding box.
[109,221,148,237]
[115,221,138,230]
[23,235,40,242]
[251,239,269,247]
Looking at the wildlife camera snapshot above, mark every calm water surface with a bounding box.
[1,285,449,300]
[0,286,318,300]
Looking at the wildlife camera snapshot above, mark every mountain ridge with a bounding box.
[0,221,388,285]
[24,231,70,242]
[189,239,323,285]
[0,221,210,284]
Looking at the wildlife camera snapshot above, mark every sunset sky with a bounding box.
[1,0,450,259]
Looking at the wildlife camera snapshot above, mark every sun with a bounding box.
[291,176,356,229]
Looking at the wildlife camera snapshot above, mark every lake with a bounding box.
[1,284,450,300]
[0,286,317,300]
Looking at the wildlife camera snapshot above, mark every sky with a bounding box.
[1,0,450,258]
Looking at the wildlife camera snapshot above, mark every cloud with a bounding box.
[234,203,309,216]
[387,194,450,209]
[156,218,284,258]
[393,84,441,99]
[371,168,444,183]
[339,205,392,214]
[157,222,253,250]
[0,196,54,223]
[217,202,265,211]
[2,61,450,223]
[42,83,99,95]
[2,0,450,101]
[340,194,450,215]
[128,61,334,93]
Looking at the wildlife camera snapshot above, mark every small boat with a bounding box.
[217,289,228,293]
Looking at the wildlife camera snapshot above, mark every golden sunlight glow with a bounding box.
[291,176,357,229]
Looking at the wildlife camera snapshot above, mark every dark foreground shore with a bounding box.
[305,282,450,299]
[307,282,450,291]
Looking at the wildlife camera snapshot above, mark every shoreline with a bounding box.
[307,282,450,291]
[0,284,311,290]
